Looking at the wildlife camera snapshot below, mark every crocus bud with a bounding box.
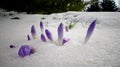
[45,29,53,41]
[58,23,63,45]
[27,35,31,41]
[41,34,46,42]
[31,25,36,39]
[18,45,35,57]
[40,21,43,32]
[84,19,96,44]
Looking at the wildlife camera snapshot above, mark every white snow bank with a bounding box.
[0,12,120,67]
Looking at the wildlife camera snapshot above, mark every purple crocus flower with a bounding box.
[45,29,53,41]
[31,25,36,39]
[84,20,96,44]
[31,25,36,35]
[62,38,70,45]
[10,45,15,48]
[18,45,35,57]
[41,34,46,42]
[58,23,63,44]
[40,21,44,31]
[65,26,68,32]
[27,35,31,41]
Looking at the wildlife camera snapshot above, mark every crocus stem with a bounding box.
[69,22,73,29]
[32,34,36,39]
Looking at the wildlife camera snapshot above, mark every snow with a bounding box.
[0,11,120,67]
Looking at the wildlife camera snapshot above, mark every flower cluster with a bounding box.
[40,22,69,45]
[17,19,96,58]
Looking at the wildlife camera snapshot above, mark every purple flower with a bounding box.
[31,25,36,35]
[31,25,36,39]
[40,21,43,31]
[27,35,31,41]
[65,26,68,32]
[84,20,96,44]
[10,45,15,48]
[18,45,35,57]
[45,29,53,41]
[58,23,63,44]
[41,34,46,42]
[62,38,70,45]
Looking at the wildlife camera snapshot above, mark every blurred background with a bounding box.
[0,0,119,14]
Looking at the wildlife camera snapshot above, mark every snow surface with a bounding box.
[0,11,120,67]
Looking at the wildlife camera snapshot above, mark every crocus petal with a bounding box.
[27,35,31,41]
[40,21,43,31]
[18,45,35,57]
[65,26,68,32]
[10,45,15,48]
[45,29,53,41]
[84,20,96,44]
[41,34,46,42]
[58,23,63,44]
[62,38,70,45]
